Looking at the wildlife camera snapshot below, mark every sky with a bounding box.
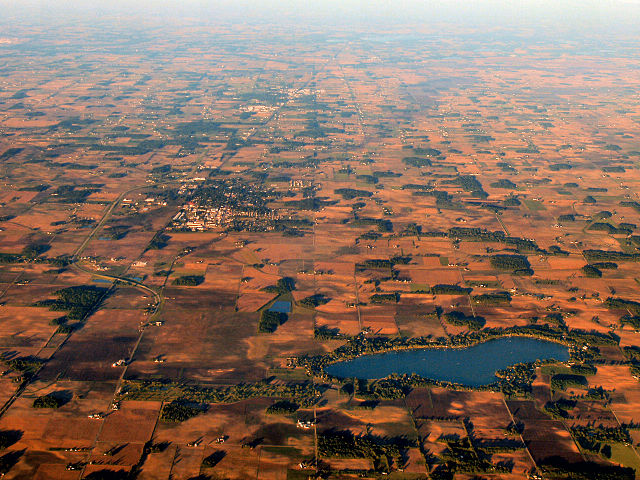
[1,0,639,32]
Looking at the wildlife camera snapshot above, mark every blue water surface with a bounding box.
[269,300,291,313]
[325,337,569,386]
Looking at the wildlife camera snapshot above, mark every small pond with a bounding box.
[92,278,112,284]
[324,337,569,386]
[269,300,292,313]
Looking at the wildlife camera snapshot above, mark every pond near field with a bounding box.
[324,337,569,386]
[269,300,291,313]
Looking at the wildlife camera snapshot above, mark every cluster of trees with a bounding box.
[160,400,206,422]
[90,142,160,156]
[21,243,50,259]
[571,425,631,455]
[399,222,422,237]
[401,183,431,191]
[413,190,464,210]
[515,146,539,154]
[172,275,204,286]
[587,222,633,235]
[94,128,213,156]
[56,162,98,171]
[550,374,588,391]
[477,438,525,453]
[569,363,597,375]
[605,297,640,315]
[357,259,393,270]
[3,355,46,385]
[472,292,512,306]
[33,394,64,409]
[372,170,402,178]
[412,147,441,156]
[359,230,382,240]
[582,386,610,400]
[438,436,511,475]
[504,195,521,207]
[36,285,107,320]
[538,457,634,480]
[284,197,336,211]
[318,430,410,472]
[103,225,130,240]
[356,174,378,185]
[444,175,488,199]
[622,346,640,376]
[582,264,602,278]
[467,134,494,143]
[549,162,573,171]
[593,262,617,270]
[367,378,412,399]
[621,200,640,213]
[583,249,640,263]
[490,179,517,189]
[0,147,23,160]
[592,210,612,220]
[262,277,295,294]
[497,162,516,173]
[413,189,458,209]
[351,217,393,232]
[496,362,536,397]
[369,293,399,304]
[431,284,472,295]
[266,400,299,414]
[444,311,485,330]
[147,233,170,250]
[356,256,411,272]
[344,374,485,400]
[447,227,540,253]
[0,251,72,267]
[558,214,576,222]
[6,356,44,375]
[314,326,347,340]
[272,218,314,237]
[402,156,432,167]
[623,346,640,363]
[269,174,291,183]
[48,184,101,203]
[389,255,412,265]
[490,255,533,275]
[47,116,96,133]
[121,379,319,407]
[544,398,577,419]
[259,310,287,333]
[299,294,330,308]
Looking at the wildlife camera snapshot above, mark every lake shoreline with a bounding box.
[324,336,570,386]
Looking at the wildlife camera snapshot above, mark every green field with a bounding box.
[522,199,546,211]
[609,444,640,474]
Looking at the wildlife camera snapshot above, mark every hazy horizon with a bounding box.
[2,0,640,33]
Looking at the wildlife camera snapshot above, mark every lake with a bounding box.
[324,337,569,386]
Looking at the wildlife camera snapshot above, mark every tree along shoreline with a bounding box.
[298,324,614,383]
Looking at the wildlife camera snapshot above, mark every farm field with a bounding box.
[1,2,640,479]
